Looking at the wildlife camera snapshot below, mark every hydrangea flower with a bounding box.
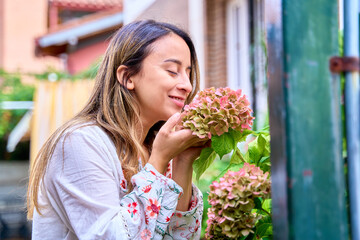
[181,87,254,139]
[205,163,271,239]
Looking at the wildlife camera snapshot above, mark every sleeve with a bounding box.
[163,163,204,240]
[163,185,203,240]
[43,128,187,240]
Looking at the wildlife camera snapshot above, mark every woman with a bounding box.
[27,20,206,239]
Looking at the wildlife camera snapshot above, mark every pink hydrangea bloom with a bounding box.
[181,87,254,139]
[205,163,271,239]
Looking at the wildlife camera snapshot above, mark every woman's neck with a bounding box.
[135,119,153,164]
[137,118,154,144]
[141,145,150,163]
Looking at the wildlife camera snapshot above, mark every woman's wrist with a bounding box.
[172,156,193,172]
[148,154,168,174]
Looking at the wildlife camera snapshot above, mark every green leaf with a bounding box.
[246,133,271,166]
[259,156,270,163]
[193,148,217,181]
[256,216,273,238]
[256,223,272,238]
[259,156,271,172]
[254,197,262,210]
[247,143,261,164]
[211,132,235,159]
[215,163,244,181]
[253,127,270,136]
[257,134,266,154]
[230,148,246,164]
[262,199,272,213]
[264,136,271,156]
[229,128,253,143]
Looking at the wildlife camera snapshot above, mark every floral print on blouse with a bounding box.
[121,162,203,240]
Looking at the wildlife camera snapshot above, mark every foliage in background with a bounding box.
[33,58,101,82]
[0,58,101,138]
[0,59,100,159]
[0,69,35,138]
[0,69,35,160]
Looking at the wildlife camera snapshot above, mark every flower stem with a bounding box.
[235,148,246,163]
[260,207,271,217]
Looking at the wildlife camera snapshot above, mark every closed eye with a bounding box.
[167,70,178,76]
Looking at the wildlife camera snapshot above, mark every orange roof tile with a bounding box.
[50,0,122,10]
[35,9,123,56]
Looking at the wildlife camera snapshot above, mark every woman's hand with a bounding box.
[171,140,210,211]
[148,112,210,211]
[148,113,205,174]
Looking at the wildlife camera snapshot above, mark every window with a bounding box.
[58,9,95,24]
[227,0,268,129]
[226,0,252,103]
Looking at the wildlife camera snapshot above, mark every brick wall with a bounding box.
[205,0,227,88]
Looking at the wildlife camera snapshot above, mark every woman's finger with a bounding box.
[161,113,181,132]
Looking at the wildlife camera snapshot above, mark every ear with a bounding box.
[116,65,135,90]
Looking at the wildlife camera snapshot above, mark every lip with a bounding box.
[169,95,186,108]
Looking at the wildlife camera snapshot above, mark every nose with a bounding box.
[177,73,192,94]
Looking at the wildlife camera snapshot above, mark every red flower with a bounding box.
[142,185,152,193]
[150,170,157,176]
[121,180,126,189]
[194,219,200,232]
[166,163,171,172]
[165,163,172,178]
[146,198,160,218]
[166,216,171,222]
[145,213,149,225]
[189,196,198,210]
[141,229,151,240]
[127,202,138,216]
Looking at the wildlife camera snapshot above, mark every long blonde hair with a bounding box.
[27,20,200,219]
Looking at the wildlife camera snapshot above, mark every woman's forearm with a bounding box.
[172,157,193,211]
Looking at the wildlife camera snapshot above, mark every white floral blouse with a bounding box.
[32,125,203,240]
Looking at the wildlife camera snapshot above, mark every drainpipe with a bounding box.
[344,0,360,239]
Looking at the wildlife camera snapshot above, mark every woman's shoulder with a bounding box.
[51,122,119,167]
[55,122,116,153]
[63,122,108,141]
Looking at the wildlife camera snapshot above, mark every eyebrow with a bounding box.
[164,58,192,71]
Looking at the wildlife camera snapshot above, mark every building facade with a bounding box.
[0,0,60,73]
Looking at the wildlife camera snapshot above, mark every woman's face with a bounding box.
[130,33,193,128]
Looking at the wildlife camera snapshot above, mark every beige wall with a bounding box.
[0,1,4,67]
[0,0,60,73]
[135,0,189,31]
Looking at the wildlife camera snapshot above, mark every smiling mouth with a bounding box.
[169,96,185,107]
[169,96,184,101]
